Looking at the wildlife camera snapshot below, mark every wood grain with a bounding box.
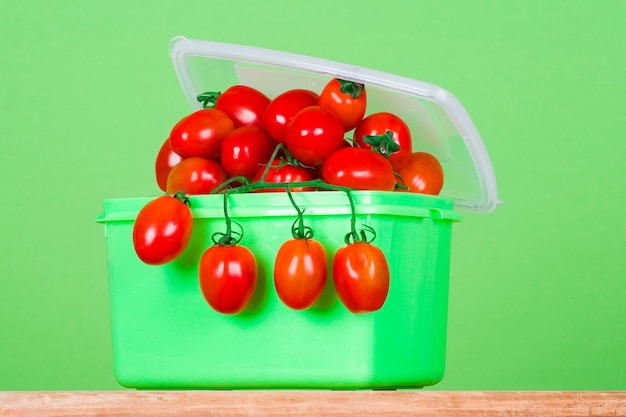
[1,391,625,417]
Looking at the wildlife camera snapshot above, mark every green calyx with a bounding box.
[343,214,376,245]
[171,190,191,207]
[197,91,222,109]
[337,79,365,99]
[362,130,400,157]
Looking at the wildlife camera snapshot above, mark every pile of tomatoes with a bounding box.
[133,77,445,315]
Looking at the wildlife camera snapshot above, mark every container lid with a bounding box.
[168,36,500,213]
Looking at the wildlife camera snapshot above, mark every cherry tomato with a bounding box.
[285,106,345,167]
[321,147,396,191]
[252,159,315,192]
[396,152,444,195]
[263,89,320,143]
[333,242,390,314]
[220,125,277,180]
[132,193,193,266]
[274,238,327,310]
[214,85,271,128]
[318,78,367,132]
[199,244,258,315]
[169,108,234,159]
[166,157,229,195]
[353,112,413,170]
[155,137,183,192]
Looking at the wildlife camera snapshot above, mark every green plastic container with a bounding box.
[98,191,461,389]
[97,37,499,389]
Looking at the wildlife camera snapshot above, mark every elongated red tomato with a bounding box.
[169,108,234,159]
[274,238,327,310]
[214,85,271,127]
[199,244,258,315]
[333,242,390,314]
[321,147,396,191]
[220,125,277,180]
[353,112,412,170]
[155,137,183,192]
[166,157,229,195]
[132,193,193,266]
[263,89,319,143]
[396,152,444,195]
[284,106,345,167]
[318,78,367,132]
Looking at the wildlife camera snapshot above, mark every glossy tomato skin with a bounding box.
[215,85,271,128]
[285,106,345,167]
[166,157,229,195]
[220,125,277,180]
[169,109,234,159]
[252,160,315,192]
[318,78,367,132]
[333,243,390,314]
[274,239,327,310]
[263,89,319,143]
[396,152,444,195]
[155,137,183,192]
[353,112,413,170]
[199,245,258,315]
[132,195,193,266]
[321,147,396,191]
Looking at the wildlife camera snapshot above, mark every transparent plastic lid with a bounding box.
[168,36,500,213]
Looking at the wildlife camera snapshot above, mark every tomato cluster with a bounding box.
[134,77,446,315]
[157,79,445,196]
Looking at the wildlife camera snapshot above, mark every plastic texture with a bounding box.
[98,191,459,389]
[168,36,500,213]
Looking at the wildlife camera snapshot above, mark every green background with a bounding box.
[1,0,624,390]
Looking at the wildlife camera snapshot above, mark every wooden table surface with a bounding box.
[1,391,625,417]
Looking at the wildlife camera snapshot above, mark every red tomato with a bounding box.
[263,89,320,143]
[285,106,345,166]
[321,147,396,191]
[199,244,258,314]
[155,137,183,192]
[396,152,444,195]
[132,193,193,266]
[220,125,277,180]
[333,242,390,314]
[166,157,229,195]
[169,109,234,159]
[353,112,413,170]
[215,85,271,128]
[252,159,315,192]
[318,78,367,132]
[274,238,327,310]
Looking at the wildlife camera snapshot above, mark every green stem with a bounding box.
[393,171,409,191]
[197,91,221,109]
[171,190,191,207]
[286,187,314,240]
[211,191,243,246]
[209,176,250,194]
[256,143,287,185]
[207,142,376,245]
